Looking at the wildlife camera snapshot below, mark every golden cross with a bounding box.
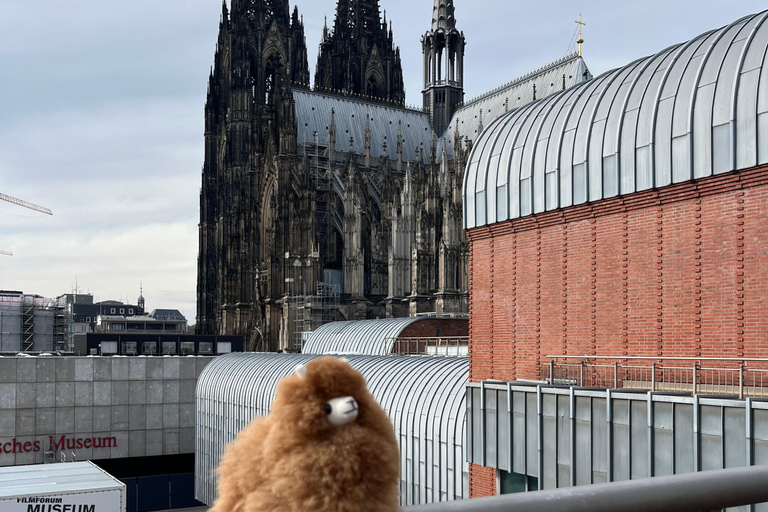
[575,14,586,56]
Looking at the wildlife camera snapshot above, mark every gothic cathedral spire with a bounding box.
[314,0,406,104]
[422,0,465,137]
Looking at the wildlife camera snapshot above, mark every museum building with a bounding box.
[462,9,768,498]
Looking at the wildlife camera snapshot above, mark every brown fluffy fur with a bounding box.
[210,357,401,512]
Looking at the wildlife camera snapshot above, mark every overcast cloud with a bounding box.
[0,0,764,322]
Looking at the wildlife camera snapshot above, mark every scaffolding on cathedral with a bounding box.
[285,282,340,352]
[306,134,332,257]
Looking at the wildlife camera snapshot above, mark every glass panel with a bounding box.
[122,341,137,355]
[162,342,177,355]
[199,342,214,355]
[217,342,232,354]
[180,342,195,356]
[142,342,157,355]
[101,341,118,355]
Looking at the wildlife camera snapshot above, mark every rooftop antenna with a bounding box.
[575,14,586,57]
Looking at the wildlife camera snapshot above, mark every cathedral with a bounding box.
[196,0,592,351]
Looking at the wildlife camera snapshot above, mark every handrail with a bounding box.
[547,354,768,362]
[404,465,768,512]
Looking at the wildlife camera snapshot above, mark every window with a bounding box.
[111,308,116,314]
[162,342,177,355]
[101,341,118,355]
[498,470,538,494]
[71,326,77,333]
[81,326,87,333]
[217,342,232,354]
[86,317,91,322]
[112,323,125,331]
[180,342,195,356]
[122,341,137,355]
[142,341,157,355]
[120,308,125,315]
[198,342,214,355]
[128,309,133,315]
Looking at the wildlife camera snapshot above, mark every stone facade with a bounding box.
[197,0,471,351]
[0,356,214,466]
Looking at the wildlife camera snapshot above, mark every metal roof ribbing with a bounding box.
[438,54,591,161]
[294,90,433,164]
[464,10,768,229]
[302,317,428,355]
[195,354,468,507]
[0,461,124,499]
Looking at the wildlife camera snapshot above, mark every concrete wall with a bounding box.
[0,356,215,466]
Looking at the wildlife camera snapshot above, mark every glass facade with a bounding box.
[499,470,538,494]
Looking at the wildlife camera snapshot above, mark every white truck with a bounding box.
[0,461,125,512]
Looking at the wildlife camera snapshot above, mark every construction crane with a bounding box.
[1,192,53,256]
[0,193,53,216]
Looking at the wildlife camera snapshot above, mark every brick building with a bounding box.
[462,11,768,497]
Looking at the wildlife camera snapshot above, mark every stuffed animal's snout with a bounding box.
[324,396,359,427]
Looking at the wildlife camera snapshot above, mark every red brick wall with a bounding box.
[399,319,468,339]
[469,464,497,497]
[466,164,768,495]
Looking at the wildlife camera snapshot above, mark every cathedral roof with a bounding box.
[294,90,432,163]
[439,52,591,161]
[463,10,768,230]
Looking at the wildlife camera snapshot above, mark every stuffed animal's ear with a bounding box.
[339,357,349,364]
[295,364,307,379]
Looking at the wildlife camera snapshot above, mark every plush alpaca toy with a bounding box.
[211,357,402,512]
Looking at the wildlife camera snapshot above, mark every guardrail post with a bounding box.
[652,363,657,392]
[693,363,698,396]
[614,362,619,389]
[549,360,555,385]
[740,364,745,400]
[580,362,585,387]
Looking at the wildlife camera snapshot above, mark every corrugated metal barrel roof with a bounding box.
[464,10,768,229]
[195,354,468,507]
[302,317,428,355]
[440,54,591,162]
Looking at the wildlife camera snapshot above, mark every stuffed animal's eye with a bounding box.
[324,404,333,415]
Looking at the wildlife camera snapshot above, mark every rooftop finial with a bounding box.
[575,14,586,57]
[432,0,456,32]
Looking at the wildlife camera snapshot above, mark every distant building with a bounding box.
[73,333,243,356]
[95,313,187,335]
[0,291,66,352]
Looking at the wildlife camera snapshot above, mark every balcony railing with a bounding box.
[388,337,469,357]
[545,355,768,399]
[404,465,768,512]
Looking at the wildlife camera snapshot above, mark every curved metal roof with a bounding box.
[464,11,768,229]
[302,317,428,355]
[439,54,591,161]
[195,354,468,507]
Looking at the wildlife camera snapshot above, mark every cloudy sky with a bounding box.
[0,0,764,323]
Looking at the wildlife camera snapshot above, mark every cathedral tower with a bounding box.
[422,0,465,136]
[197,0,311,344]
[314,0,405,104]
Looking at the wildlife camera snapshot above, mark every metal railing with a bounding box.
[545,355,768,399]
[388,337,469,357]
[404,465,768,511]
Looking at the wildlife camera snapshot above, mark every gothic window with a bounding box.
[264,55,282,106]
[366,78,379,98]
